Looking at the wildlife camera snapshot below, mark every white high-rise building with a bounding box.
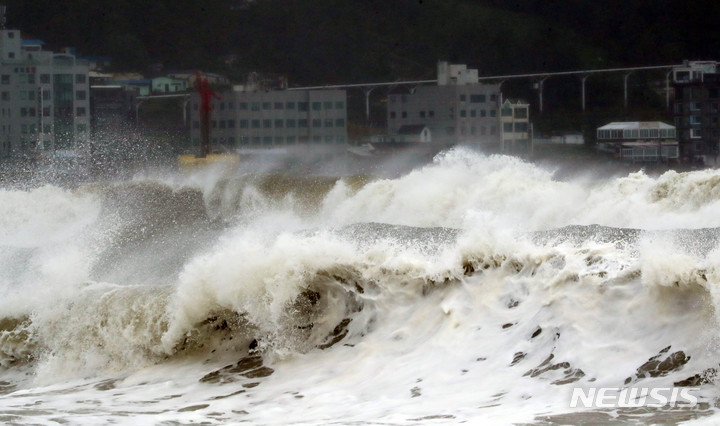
[0,12,90,161]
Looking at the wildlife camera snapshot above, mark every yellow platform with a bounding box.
[178,153,240,172]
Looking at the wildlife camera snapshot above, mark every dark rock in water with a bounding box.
[675,367,718,387]
[530,327,542,339]
[199,355,272,384]
[625,346,691,384]
[523,353,585,385]
[502,322,516,329]
[511,352,527,366]
[318,318,352,350]
[410,386,422,398]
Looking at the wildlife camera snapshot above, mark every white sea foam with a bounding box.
[1,149,720,424]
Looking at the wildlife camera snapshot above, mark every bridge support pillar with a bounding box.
[363,87,376,121]
[623,72,634,109]
[581,74,590,111]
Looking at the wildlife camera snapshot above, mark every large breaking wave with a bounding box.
[2,148,720,424]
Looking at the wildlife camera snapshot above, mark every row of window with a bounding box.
[2,122,88,136]
[391,94,498,104]
[194,118,346,130]
[390,109,499,119]
[597,128,677,140]
[2,106,87,118]
[503,122,529,132]
[195,100,345,112]
[675,101,720,113]
[0,90,85,101]
[501,107,528,118]
[0,73,87,85]
[203,135,347,146]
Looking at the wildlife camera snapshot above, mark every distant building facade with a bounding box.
[500,98,530,154]
[0,26,90,160]
[387,62,503,150]
[596,121,679,163]
[672,60,720,164]
[189,86,347,152]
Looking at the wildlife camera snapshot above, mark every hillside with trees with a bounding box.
[5,0,718,83]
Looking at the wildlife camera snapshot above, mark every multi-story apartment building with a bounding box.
[189,86,347,151]
[387,62,502,150]
[672,60,720,165]
[0,22,90,161]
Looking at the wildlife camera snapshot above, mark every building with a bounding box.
[152,76,188,94]
[189,84,347,152]
[500,99,530,155]
[387,62,502,150]
[596,121,679,163]
[0,20,90,161]
[672,60,720,165]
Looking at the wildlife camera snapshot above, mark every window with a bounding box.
[1,75,8,84]
[428,110,435,118]
[401,111,407,118]
[240,120,248,128]
[691,128,702,139]
[480,110,486,117]
[501,107,512,117]
[286,102,295,109]
[299,119,308,128]
[239,102,248,110]
[459,94,467,102]
[262,102,271,110]
[490,94,497,102]
[515,123,528,132]
[251,102,260,111]
[503,122,513,132]
[274,119,284,128]
[251,119,260,128]
[312,102,321,111]
[420,111,426,118]
[470,94,486,103]
[228,120,235,128]
[76,90,86,100]
[286,119,296,128]
[299,102,309,111]
[460,110,467,118]
[515,108,528,119]
[325,119,333,128]
[40,74,50,84]
[274,102,283,110]
[219,120,226,129]
[335,101,344,109]
[335,118,345,127]
[390,111,396,119]
[312,118,321,128]
[470,110,476,117]
[263,119,271,128]
[323,101,332,109]
[490,110,496,117]
[76,74,86,84]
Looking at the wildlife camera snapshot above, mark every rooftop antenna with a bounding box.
[0,6,6,30]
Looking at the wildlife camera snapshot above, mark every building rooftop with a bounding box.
[598,121,675,131]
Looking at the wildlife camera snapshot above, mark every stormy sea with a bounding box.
[2,147,720,424]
